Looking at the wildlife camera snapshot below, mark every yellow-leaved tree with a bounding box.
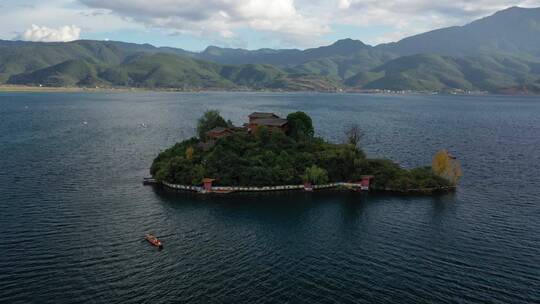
[185,146,194,161]
[432,149,462,185]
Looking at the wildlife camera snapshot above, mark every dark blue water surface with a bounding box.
[1,92,539,303]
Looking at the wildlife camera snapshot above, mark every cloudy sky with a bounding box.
[1,0,539,50]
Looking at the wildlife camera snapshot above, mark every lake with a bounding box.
[0,92,539,303]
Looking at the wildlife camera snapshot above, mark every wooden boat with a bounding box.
[145,234,163,248]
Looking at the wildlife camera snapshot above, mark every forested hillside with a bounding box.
[2,6,540,93]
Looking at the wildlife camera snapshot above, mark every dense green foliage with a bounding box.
[286,111,314,140]
[196,110,231,139]
[302,165,329,185]
[151,131,365,186]
[363,160,451,191]
[151,112,451,192]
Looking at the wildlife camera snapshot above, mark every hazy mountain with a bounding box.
[195,38,396,82]
[2,6,540,93]
[378,6,540,58]
[197,39,376,65]
[197,46,300,65]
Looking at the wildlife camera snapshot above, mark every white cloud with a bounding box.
[2,0,540,48]
[78,0,540,47]
[19,24,81,42]
[80,0,330,46]
[0,0,140,42]
[337,0,351,10]
[321,0,540,43]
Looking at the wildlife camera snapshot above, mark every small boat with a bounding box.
[145,234,163,248]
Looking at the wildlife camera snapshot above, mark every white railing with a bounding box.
[161,181,364,193]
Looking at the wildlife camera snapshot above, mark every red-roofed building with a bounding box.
[247,112,289,133]
[206,127,235,140]
[248,112,280,123]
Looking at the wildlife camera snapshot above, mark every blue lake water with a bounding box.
[0,92,539,303]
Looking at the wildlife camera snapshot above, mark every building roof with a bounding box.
[248,112,280,119]
[207,127,232,134]
[250,118,288,127]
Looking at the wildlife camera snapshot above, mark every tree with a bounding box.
[287,111,314,141]
[185,146,194,161]
[196,110,229,139]
[344,123,364,147]
[302,165,329,185]
[255,125,270,144]
[191,164,205,185]
[432,150,462,185]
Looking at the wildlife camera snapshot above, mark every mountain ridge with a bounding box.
[377,6,540,57]
[2,6,540,93]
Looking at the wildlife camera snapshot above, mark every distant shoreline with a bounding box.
[0,85,342,94]
[0,84,536,96]
[0,85,149,93]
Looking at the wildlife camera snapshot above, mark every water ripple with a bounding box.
[1,92,539,303]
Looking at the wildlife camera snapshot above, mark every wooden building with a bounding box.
[248,112,280,123]
[206,127,235,140]
[247,112,289,133]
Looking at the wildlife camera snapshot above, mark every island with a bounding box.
[149,110,461,194]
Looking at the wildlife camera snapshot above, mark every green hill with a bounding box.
[7,53,339,91]
[109,54,231,89]
[288,47,394,83]
[8,59,105,87]
[356,54,540,93]
[0,39,195,83]
[200,39,396,83]
[219,64,284,88]
[2,6,540,93]
[362,54,473,91]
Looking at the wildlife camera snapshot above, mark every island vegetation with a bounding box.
[150,110,461,193]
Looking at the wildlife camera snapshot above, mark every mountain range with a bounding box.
[1,6,540,93]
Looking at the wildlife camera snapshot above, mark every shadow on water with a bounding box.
[430,192,458,216]
[152,186,372,208]
[150,186,458,232]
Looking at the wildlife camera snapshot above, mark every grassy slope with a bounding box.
[2,25,540,93]
[355,54,540,92]
[8,51,540,93]
[7,53,339,91]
